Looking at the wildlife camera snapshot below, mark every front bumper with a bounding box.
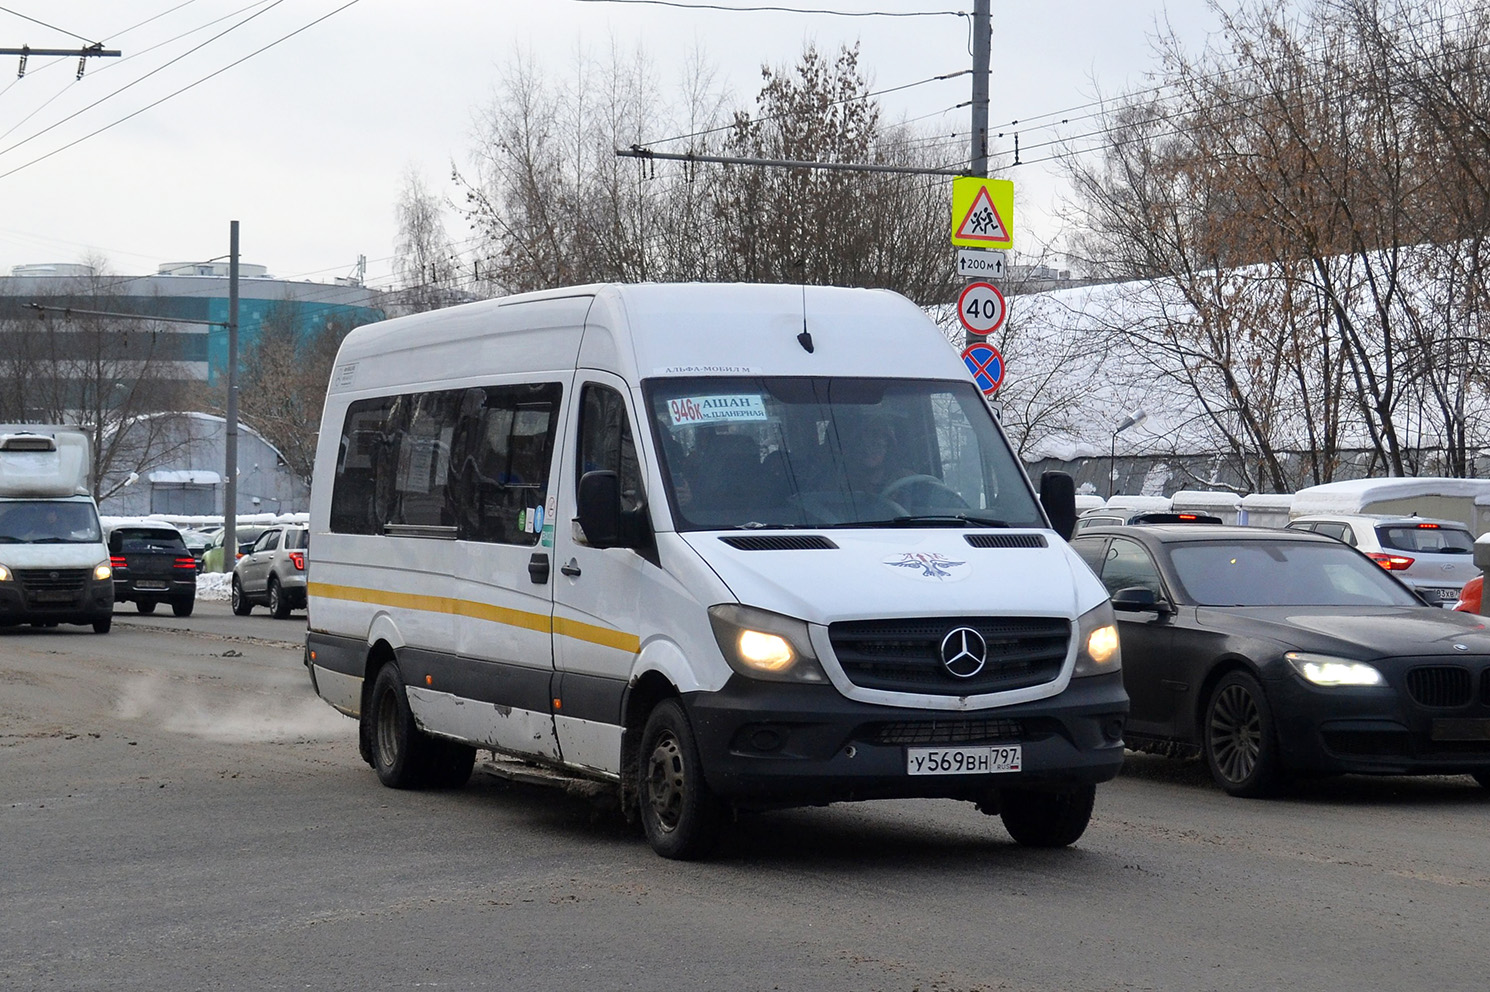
[682,671,1128,806]
[1269,668,1490,775]
[0,577,113,625]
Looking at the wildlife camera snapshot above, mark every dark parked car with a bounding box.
[1070,524,1490,796]
[105,520,196,617]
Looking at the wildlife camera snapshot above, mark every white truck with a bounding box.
[0,430,115,633]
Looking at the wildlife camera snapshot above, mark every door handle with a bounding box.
[560,558,582,577]
[527,552,550,584]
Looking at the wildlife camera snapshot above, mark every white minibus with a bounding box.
[305,283,1127,859]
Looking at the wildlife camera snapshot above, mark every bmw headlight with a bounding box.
[1285,652,1385,687]
[1073,600,1122,677]
[709,604,828,683]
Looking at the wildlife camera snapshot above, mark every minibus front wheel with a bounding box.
[638,699,723,860]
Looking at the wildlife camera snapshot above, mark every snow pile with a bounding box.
[196,571,232,601]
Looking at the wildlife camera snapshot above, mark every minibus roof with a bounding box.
[332,283,968,388]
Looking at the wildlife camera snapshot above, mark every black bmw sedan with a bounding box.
[1069,524,1490,797]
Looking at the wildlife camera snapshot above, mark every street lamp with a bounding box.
[1109,409,1147,499]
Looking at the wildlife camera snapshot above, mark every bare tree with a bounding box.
[393,167,459,313]
[226,297,370,486]
[455,42,958,305]
[1065,0,1490,488]
[710,44,955,304]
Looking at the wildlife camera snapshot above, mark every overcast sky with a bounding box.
[0,1,1221,290]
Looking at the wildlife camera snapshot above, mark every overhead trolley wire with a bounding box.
[0,0,363,182]
[0,4,102,45]
[570,0,966,17]
[0,1,280,145]
[633,68,969,150]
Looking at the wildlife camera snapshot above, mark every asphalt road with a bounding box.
[3,607,1488,991]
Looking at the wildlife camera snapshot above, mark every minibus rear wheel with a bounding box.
[638,699,722,860]
[368,662,436,788]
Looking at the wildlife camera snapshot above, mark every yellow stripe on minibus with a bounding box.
[553,616,641,654]
[309,581,637,653]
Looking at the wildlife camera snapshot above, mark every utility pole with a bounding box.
[966,0,994,354]
[222,222,239,572]
[970,0,990,181]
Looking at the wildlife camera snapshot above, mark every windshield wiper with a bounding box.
[891,514,1011,528]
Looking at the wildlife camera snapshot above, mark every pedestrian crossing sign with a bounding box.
[951,176,1013,248]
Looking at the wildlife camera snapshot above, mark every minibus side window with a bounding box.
[448,383,562,545]
[330,384,561,543]
[392,391,460,527]
[577,383,644,515]
[331,396,398,535]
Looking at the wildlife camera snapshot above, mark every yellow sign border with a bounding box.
[951,176,1014,249]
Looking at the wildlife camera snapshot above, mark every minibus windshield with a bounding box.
[643,376,1045,531]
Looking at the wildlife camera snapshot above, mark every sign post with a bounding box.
[951,176,1014,404]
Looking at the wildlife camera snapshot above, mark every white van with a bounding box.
[0,431,114,633]
[305,283,1127,858]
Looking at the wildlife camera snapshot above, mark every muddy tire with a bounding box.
[637,699,723,860]
[1000,784,1096,847]
[366,663,436,789]
[1205,671,1283,797]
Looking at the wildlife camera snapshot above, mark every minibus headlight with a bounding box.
[709,604,828,683]
[1073,600,1122,677]
[1285,652,1385,687]
[0,563,10,582]
[93,561,113,581]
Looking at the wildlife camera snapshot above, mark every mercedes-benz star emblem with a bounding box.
[940,627,987,679]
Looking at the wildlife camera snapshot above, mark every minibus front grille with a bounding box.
[863,717,1025,746]
[828,616,1069,695]
[963,533,1048,549]
[718,535,838,551]
[15,568,89,606]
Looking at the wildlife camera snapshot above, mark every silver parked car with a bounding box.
[231,524,308,618]
[1286,513,1478,606]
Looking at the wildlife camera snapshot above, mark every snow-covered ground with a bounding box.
[195,572,232,601]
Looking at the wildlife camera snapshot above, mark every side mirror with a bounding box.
[577,471,622,549]
[1111,586,1170,614]
[1040,471,1076,541]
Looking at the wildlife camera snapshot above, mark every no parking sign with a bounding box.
[961,342,1005,395]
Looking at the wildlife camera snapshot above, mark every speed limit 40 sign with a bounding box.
[957,281,1006,336]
